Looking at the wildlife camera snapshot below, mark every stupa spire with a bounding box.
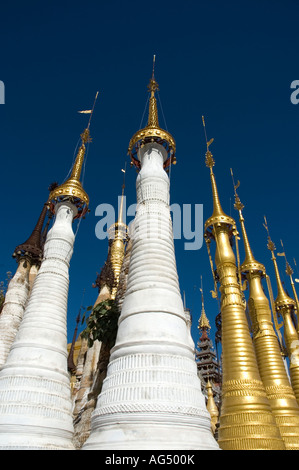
[196,278,222,404]
[0,96,97,450]
[128,56,176,170]
[279,240,299,331]
[206,379,219,436]
[48,128,90,216]
[231,170,264,272]
[264,218,299,404]
[48,91,98,216]
[202,117,235,233]
[203,120,284,450]
[13,202,49,264]
[198,277,211,330]
[108,171,129,300]
[231,176,299,449]
[83,67,218,450]
[147,56,159,128]
[264,219,296,308]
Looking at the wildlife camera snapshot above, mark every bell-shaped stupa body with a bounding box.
[0,124,92,449]
[83,73,218,450]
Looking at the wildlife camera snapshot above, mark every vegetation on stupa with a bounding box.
[81,299,120,349]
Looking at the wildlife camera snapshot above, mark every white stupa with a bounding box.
[83,69,219,450]
[0,124,92,450]
[0,202,48,368]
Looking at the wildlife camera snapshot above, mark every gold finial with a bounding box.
[279,240,293,275]
[206,378,219,434]
[48,92,99,217]
[48,129,90,213]
[152,54,156,76]
[231,169,265,275]
[202,116,215,167]
[108,166,128,241]
[230,168,243,211]
[198,276,211,330]
[264,217,295,308]
[147,57,160,128]
[128,57,176,168]
[263,217,276,252]
[279,240,299,316]
[203,117,235,232]
[108,168,129,299]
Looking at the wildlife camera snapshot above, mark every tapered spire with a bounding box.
[128,57,176,169]
[48,92,98,217]
[147,74,160,128]
[203,121,285,450]
[231,169,265,275]
[48,128,91,217]
[264,219,296,309]
[202,118,235,237]
[12,199,50,266]
[108,173,129,299]
[231,177,299,449]
[264,218,299,405]
[206,379,219,435]
[279,240,299,328]
[198,278,211,330]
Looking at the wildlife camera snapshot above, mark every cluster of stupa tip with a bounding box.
[0,64,299,451]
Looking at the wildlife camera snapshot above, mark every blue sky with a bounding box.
[0,0,298,350]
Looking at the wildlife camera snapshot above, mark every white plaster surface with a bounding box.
[83,143,219,450]
[0,259,31,368]
[0,202,77,450]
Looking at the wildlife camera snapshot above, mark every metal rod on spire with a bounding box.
[199,275,205,308]
[78,91,99,130]
[263,216,276,254]
[230,168,241,197]
[87,91,99,129]
[121,162,127,191]
[202,116,214,152]
[280,240,299,319]
[152,54,156,78]
[202,116,208,149]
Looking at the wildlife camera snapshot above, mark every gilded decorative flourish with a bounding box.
[48,128,90,216]
[205,151,215,169]
[128,70,176,168]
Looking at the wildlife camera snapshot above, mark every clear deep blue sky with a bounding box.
[0,0,298,348]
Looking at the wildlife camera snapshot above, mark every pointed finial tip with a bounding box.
[151,55,157,80]
[230,169,244,211]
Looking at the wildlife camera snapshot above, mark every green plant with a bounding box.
[81,299,120,349]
